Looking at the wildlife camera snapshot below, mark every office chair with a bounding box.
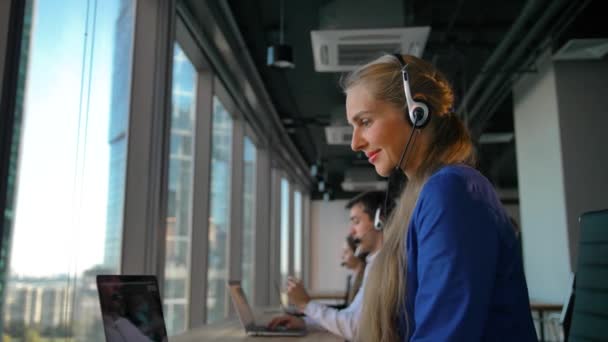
[560,276,575,342]
[328,274,352,310]
[568,209,608,341]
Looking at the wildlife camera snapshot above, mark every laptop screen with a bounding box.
[96,275,168,342]
[228,280,255,328]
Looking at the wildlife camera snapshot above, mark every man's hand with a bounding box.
[286,276,311,310]
[267,315,306,330]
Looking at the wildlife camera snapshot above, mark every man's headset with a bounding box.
[354,206,384,256]
[374,206,384,231]
[351,205,384,258]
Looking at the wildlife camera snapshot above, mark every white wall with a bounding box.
[554,60,608,267]
[513,51,608,304]
[309,199,351,293]
[513,51,571,304]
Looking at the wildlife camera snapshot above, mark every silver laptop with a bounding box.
[228,280,306,337]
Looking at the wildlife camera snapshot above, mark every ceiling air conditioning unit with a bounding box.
[553,38,608,61]
[479,132,514,144]
[311,27,431,72]
[325,125,352,145]
[341,168,386,192]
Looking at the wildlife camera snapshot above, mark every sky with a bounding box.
[10,0,122,277]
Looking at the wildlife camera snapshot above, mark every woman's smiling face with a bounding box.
[346,83,412,177]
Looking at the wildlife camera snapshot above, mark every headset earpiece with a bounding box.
[393,53,430,128]
[402,79,430,128]
[374,207,384,231]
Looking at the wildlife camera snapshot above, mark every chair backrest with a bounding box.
[568,209,608,341]
[560,275,575,341]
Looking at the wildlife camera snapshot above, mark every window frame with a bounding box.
[0,0,314,334]
[170,14,215,328]
[302,192,311,288]
[206,77,242,322]
[240,132,259,304]
[292,187,304,280]
[161,18,216,331]
[253,144,271,306]
[124,0,315,328]
[121,0,175,278]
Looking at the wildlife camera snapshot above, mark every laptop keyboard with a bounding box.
[251,325,292,332]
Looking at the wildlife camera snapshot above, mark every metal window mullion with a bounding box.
[302,193,311,288]
[121,0,175,280]
[268,167,281,306]
[0,0,14,102]
[253,147,270,306]
[188,69,213,328]
[292,186,303,281]
[226,115,244,318]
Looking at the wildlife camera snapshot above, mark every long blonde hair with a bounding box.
[341,54,476,341]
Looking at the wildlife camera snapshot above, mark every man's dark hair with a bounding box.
[345,191,385,220]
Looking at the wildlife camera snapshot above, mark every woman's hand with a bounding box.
[286,276,311,310]
[267,315,306,330]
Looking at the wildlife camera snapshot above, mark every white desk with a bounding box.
[172,310,342,342]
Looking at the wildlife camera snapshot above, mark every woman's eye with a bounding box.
[361,119,371,127]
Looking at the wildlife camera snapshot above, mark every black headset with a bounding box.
[393,53,431,128]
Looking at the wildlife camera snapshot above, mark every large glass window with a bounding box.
[293,190,303,279]
[163,43,197,336]
[207,97,233,323]
[241,137,256,300]
[280,178,290,285]
[2,0,134,340]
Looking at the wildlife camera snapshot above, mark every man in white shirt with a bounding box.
[267,191,386,340]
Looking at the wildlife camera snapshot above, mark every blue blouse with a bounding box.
[400,165,537,341]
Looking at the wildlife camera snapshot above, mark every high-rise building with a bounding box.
[104,0,134,270]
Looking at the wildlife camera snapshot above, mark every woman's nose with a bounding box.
[351,128,366,152]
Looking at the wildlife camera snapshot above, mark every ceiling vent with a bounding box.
[479,132,514,144]
[341,168,386,192]
[553,38,608,61]
[325,126,352,145]
[311,27,431,72]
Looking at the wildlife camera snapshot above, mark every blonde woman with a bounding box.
[344,54,537,341]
